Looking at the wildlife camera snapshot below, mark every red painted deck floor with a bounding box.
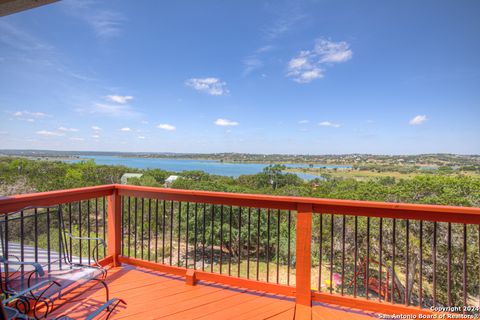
[48,264,379,319]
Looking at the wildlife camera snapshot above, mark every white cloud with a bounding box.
[12,110,48,122]
[319,121,341,128]
[92,103,138,117]
[409,115,427,125]
[215,118,239,126]
[137,136,145,139]
[120,127,132,132]
[185,78,229,96]
[287,39,352,83]
[59,126,79,132]
[157,124,176,131]
[298,120,309,124]
[263,4,306,40]
[36,130,64,136]
[92,134,100,139]
[69,137,85,141]
[243,46,273,76]
[243,57,263,76]
[62,1,125,38]
[91,126,102,131]
[107,95,133,104]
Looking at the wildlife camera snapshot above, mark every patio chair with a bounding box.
[2,296,126,320]
[0,206,110,319]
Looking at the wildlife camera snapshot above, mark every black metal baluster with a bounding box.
[4,214,8,266]
[20,210,24,274]
[141,198,145,260]
[147,199,152,261]
[392,218,396,303]
[379,218,383,302]
[170,201,174,265]
[447,222,452,307]
[287,210,291,286]
[405,220,409,305]
[238,207,242,277]
[47,207,51,271]
[447,222,452,308]
[177,202,182,267]
[220,205,224,274]
[134,198,138,259]
[247,208,251,279]
[58,207,62,270]
[103,197,106,258]
[87,200,91,264]
[366,217,370,299]
[35,208,39,263]
[433,221,437,307]
[202,203,206,271]
[210,204,215,272]
[155,199,159,262]
[341,215,345,295]
[96,199,100,260]
[354,216,358,297]
[329,214,334,294]
[68,204,71,261]
[194,203,198,270]
[463,224,467,313]
[318,214,323,291]
[127,197,131,258]
[186,202,190,268]
[77,203,81,264]
[267,209,271,283]
[419,220,423,307]
[228,206,232,276]
[276,209,280,284]
[256,208,260,281]
[162,200,166,264]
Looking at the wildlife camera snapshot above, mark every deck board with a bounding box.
[47,264,381,319]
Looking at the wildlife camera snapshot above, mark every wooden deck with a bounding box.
[48,264,379,320]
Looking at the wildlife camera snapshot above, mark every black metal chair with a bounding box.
[0,206,111,319]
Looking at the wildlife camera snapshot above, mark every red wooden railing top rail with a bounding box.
[1,184,479,223]
[1,184,479,319]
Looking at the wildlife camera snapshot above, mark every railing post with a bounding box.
[295,203,312,319]
[107,188,122,267]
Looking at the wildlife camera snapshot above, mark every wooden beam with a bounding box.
[0,0,58,17]
[107,189,122,267]
[0,185,115,214]
[295,203,313,310]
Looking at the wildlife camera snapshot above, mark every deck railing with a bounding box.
[1,184,480,318]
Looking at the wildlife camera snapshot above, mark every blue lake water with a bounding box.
[69,155,351,180]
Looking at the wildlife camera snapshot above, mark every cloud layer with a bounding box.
[157,124,176,131]
[107,95,133,104]
[215,118,239,126]
[185,78,229,96]
[319,121,340,128]
[287,39,352,83]
[409,115,427,125]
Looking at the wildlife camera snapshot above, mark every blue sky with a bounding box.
[0,0,479,154]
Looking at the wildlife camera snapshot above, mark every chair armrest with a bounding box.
[2,280,61,305]
[0,258,44,277]
[64,232,106,247]
[85,298,126,320]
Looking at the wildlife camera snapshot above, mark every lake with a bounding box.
[69,155,351,180]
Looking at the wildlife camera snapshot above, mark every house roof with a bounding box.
[0,0,58,17]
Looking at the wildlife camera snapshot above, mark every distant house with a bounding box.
[164,175,179,187]
[120,173,143,184]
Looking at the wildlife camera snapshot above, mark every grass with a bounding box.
[285,168,480,181]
